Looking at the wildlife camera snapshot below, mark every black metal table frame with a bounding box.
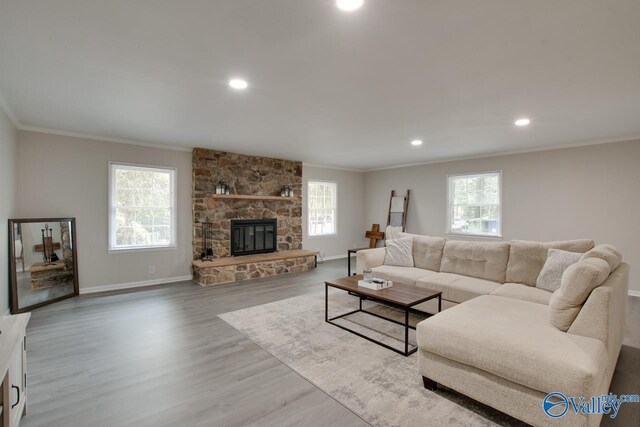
[347,248,365,276]
[325,283,442,357]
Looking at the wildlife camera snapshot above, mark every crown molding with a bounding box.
[16,126,640,172]
[302,162,364,173]
[18,125,193,152]
[0,87,193,152]
[0,91,20,128]
[4,87,639,170]
[363,135,640,172]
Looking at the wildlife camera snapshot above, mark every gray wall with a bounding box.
[16,131,193,292]
[11,128,640,297]
[0,108,17,314]
[302,165,368,259]
[364,139,640,293]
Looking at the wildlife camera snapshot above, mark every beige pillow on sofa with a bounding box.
[398,232,446,272]
[536,249,582,292]
[384,236,414,267]
[548,258,611,331]
[506,239,595,286]
[580,244,622,272]
[440,240,510,283]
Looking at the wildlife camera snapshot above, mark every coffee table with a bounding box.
[325,275,442,356]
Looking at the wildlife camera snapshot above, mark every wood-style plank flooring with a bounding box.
[22,260,367,427]
[20,260,640,427]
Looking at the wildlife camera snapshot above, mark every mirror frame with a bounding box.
[8,217,79,313]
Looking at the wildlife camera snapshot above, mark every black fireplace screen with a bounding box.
[231,219,277,256]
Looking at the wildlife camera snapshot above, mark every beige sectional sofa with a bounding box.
[355,235,629,427]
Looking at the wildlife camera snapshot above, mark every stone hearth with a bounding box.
[192,250,317,287]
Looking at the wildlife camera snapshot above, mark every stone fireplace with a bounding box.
[192,148,303,260]
[191,148,317,286]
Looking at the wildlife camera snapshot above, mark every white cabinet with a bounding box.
[0,314,30,427]
[8,339,26,426]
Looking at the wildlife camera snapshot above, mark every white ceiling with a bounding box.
[1,0,639,170]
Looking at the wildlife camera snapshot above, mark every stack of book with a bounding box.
[358,278,393,290]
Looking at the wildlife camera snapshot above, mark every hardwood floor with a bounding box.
[22,260,368,427]
[20,260,640,427]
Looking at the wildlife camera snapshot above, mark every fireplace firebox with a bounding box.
[231,219,277,256]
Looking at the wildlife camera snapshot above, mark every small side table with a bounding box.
[347,247,370,276]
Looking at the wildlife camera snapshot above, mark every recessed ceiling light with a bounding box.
[229,78,248,90]
[411,139,423,146]
[336,0,364,12]
[515,118,531,126]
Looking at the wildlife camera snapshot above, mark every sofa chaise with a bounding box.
[356,234,628,427]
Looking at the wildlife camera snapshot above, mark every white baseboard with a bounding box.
[80,275,193,295]
[73,273,640,298]
[322,254,348,261]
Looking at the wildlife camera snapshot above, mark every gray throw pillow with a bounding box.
[536,249,582,292]
[383,236,414,268]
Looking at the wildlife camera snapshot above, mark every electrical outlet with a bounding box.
[148,265,156,274]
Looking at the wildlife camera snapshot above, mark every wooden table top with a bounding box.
[325,274,441,307]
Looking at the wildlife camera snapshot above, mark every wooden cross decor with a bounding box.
[365,224,385,248]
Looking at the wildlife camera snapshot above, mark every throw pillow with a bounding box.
[548,257,611,331]
[580,244,623,272]
[536,249,582,292]
[383,236,414,268]
[505,239,595,286]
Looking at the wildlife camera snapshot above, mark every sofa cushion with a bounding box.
[580,244,622,272]
[548,258,611,331]
[371,265,439,286]
[356,247,386,274]
[383,236,414,267]
[440,240,510,283]
[505,239,595,286]
[417,295,608,397]
[416,273,501,303]
[490,283,552,305]
[399,233,446,272]
[535,249,582,292]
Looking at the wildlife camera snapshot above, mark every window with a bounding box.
[307,180,337,237]
[447,171,501,237]
[109,162,177,251]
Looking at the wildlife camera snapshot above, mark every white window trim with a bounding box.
[306,179,338,238]
[108,161,178,253]
[446,170,503,239]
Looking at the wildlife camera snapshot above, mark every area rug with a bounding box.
[219,292,524,427]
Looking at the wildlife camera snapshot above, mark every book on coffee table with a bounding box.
[358,278,392,290]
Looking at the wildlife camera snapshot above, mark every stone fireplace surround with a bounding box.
[191,148,316,286]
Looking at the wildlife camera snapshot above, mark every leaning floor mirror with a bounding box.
[8,218,79,313]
